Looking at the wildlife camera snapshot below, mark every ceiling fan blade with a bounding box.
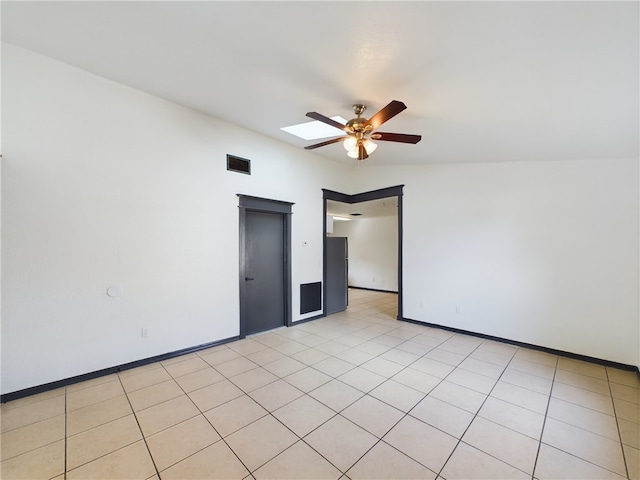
[358,142,368,160]
[304,136,347,150]
[365,100,407,130]
[372,132,422,144]
[305,112,348,131]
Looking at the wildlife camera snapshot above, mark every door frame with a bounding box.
[322,185,404,320]
[238,195,293,338]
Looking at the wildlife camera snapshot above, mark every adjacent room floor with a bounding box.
[1,289,638,479]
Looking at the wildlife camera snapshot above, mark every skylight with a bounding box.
[281,116,347,140]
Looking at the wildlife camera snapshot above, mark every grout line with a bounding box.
[117,372,161,479]
[606,367,631,479]
[530,354,559,480]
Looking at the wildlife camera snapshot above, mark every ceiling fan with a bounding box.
[304,100,421,161]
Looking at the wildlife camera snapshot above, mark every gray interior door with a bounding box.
[244,210,286,335]
[326,236,348,314]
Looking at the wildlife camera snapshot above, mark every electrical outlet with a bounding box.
[141,328,150,338]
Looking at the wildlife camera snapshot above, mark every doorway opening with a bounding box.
[238,195,293,337]
[322,185,404,320]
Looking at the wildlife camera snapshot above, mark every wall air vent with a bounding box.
[227,154,251,175]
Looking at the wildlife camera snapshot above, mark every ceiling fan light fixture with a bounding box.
[363,139,377,155]
[343,136,357,151]
[347,149,359,159]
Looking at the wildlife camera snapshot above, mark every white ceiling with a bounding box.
[2,1,638,166]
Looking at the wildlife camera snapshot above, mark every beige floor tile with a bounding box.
[335,334,368,348]
[438,339,478,357]
[619,418,640,448]
[296,334,331,348]
[410,357,455,379]
[542,417,626,476]
[146,415,220,471]
[313,357,356,377]
[66,414,142,470]
[468,348,513,367]
[555,369,611,395]
[204,394,268,437]
[423,348,465,366]
[500,368,553,395]
[161,352,200,366]
[552,382,614,415]
[509,358,556,380]
[67,379,125,410]
[354,341,391,356]
[361,357,405,377]
[410,334,447,348]
[290,348,331,366]
[491,381,549,414]
[607,368,640,389]
[305,415,377,472]
[199,347,242,366]
[339,348,376,366]
[458,357,506,379]
[228,338,268,355]
[215,357,259,378]
[446,368,497,395]
[1,395,65,433]
[557,357,607,380]
[118,362,163,378]
[341,395,404,438]
[383,415,457,473]
[283,367,332,393]
[252,332,289,348]
[127,379,184,411]
[226,415,298,471]
[136,395,200,437]
[371,334,405,348]
[410,395,474,439]
[246,347,287,366]
[337,367,386,393]
[0,388,65,412]
[309,380,364,412]
[188,379,244,412]
[369,380,424,413]
[395,340,434,356]
[614,396,640,423]
[273,395,335,437]
[249,379,304,412]
[611,382,640,404]
[262,357,306,378]
[513,348,558,368]
[462,416,539,474]
[163,357,210,378]
[1,414,65,461]
[66,440,156,480]
[120,368,173,394]
[429,381,487,414]
[272,340,308,356]
[174,367,224,393]
[66,394,132,436]
[230,367,279,392]
[347,441,436,480]
[534,443,626,479]
[547,397,619,440]
[440,442,529,480]
[0,439,64,480]
[478,340,517,356]
[253,440,341,480]
[391,367,441,394]
[625,444,639,480]
[478,396,545,440]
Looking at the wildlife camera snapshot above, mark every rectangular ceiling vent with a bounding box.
[227,154,251,175]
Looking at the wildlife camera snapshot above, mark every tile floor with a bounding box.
[1,289,639,479]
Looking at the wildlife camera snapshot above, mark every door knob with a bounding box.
[245,277,255,281]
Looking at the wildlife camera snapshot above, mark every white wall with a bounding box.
[1,44,351,394]
[354,160,639,366]
[332,216,398,292]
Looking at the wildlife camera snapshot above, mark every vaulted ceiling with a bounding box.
[2,1,638,166]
